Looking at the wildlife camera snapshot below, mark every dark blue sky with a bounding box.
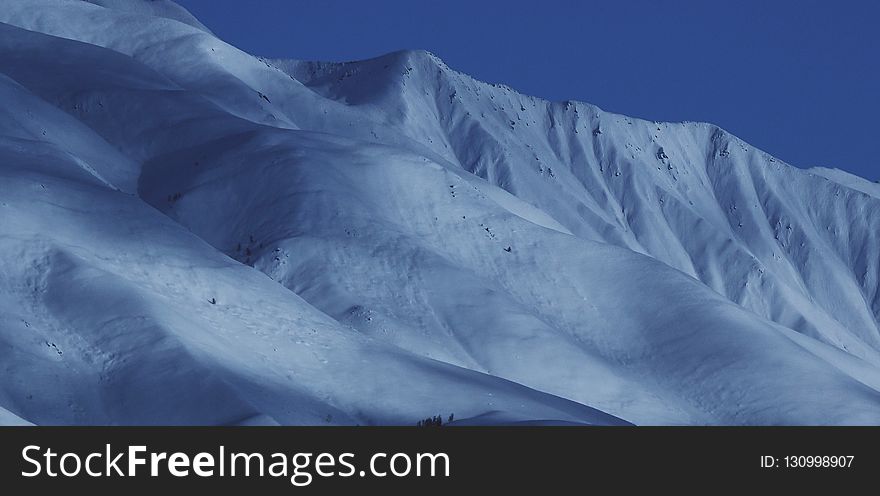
[177,0,878,180]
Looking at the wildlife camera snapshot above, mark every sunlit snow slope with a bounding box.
[0,0,878,425]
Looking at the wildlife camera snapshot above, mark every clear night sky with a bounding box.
[176,0,879,180]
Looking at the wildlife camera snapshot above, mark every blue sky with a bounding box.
[176,0,879,180]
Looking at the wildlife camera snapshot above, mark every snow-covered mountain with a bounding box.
[1,0,878,425]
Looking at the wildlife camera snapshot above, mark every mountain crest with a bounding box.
[0,0,878,426]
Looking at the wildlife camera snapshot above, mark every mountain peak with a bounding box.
[1,0,879,426]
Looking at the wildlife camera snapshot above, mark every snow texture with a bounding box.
[0,0,878,425]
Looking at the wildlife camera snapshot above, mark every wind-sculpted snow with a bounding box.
[0,0,878,425]
[282,50,880,361]
[81,0,212,33]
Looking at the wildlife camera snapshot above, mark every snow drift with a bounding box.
[0,0,878,425]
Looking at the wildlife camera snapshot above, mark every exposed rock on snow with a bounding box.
[0,0,878,425]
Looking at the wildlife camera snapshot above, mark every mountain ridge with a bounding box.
[0,0,878,425]
[275,46,880,360]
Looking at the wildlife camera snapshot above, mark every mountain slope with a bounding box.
[0,0,878,425]
[82,0,212,33]
[0,19,626,426]
[281,50,880,361]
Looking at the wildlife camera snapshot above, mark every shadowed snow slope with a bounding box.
[0,0,878,425]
